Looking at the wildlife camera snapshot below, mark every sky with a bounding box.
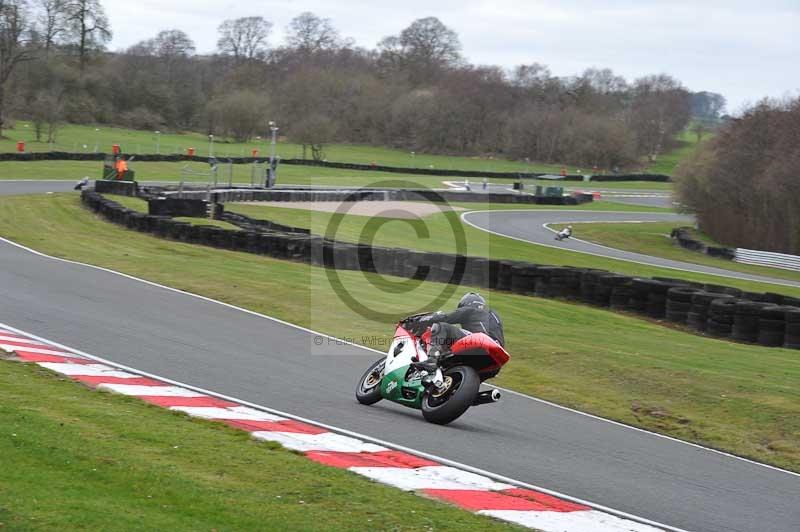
[104,0,800,114]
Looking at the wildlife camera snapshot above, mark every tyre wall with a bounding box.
[80,189,798,349]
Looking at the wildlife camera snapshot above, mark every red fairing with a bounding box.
[450,333,510,372]
[394,322,510,372]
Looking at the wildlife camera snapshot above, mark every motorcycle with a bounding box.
[355,313,510,425]
[554,231,572,241]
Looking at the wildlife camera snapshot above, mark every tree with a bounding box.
[217,16,271,61]
[285,12,340,54]
[289,112,336,160]
[675,97,800,253]
[207,89,268,141]
[35,0,66,54]
[378,17,461,84]
[1,0,35,135]
[151,29,194,58]
[63,0,110,70]
[627,74,691,161]
[690,91,726,120]
[31,87,62,142]
[691,121,706,143]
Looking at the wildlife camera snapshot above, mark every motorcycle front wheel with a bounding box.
[421,365,480,425]
[356,357,385,405]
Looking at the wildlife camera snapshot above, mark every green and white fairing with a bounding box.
[379,326,428,409]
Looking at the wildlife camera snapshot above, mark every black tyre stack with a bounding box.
[628,278,653,313]
[687,292,733,331]
[646,280,675,319]
[757,306,791,347]
[785,308,800,349]
[535,266,570,298]
[594,274,631,307]
[704,283,742,298]
[579,270,607,305]
[732,301,774,343]
[707,299,737,338]
[511,265,539,295]
[609,280,634,310]
[665,287,701,323]
[495,261,516,291]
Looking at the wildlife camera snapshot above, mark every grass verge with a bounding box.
[226,203,800,297]
[549,222,800,283]
[0,358,515,531]
[0,193,798,471]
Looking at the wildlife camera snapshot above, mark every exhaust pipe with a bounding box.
[473,389,501,406]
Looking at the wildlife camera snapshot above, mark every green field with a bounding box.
[1,120,563,173]
[550,222,800,283]
[0,359,514,531]
[1,193,798,471]
[2,120,693,178]
[226,203,800,297]
[645,127,711,175]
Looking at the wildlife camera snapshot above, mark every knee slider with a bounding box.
[430,323,441,335]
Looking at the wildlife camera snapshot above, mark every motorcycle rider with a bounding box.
[556,225,573,240]
[411,292,505,371]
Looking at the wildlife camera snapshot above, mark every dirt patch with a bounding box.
[236,201,464,219]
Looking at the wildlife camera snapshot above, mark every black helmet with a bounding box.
[458,292,485,309]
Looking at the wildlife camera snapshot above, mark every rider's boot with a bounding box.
[411,346,444,373]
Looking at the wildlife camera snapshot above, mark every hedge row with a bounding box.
[81,189,798,349]
[1,150,670,182]
[671,227,735,260]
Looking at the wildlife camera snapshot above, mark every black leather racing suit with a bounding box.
[422,306,505,353]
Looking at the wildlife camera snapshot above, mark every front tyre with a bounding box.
[421,366,480,425]
[356,358,385,405]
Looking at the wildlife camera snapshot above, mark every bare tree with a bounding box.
[152,29,194,58]
[207,89,268,141]
[378,17,461,85]
[285,12,340,54]
[36,0,66,54]
[217,16,271,61]
[627,74,690,161]
[63,0,111,71]
[675,97,800,253]
[289,112,337,160]
[1,0,34,135]
[31,87,62,142]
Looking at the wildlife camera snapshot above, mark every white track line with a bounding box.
[2,233,798,481]
[460,210,800,288]
[0,320,686,532]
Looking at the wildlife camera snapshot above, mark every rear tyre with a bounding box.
[421,365,480,425]
[356,358,385,405]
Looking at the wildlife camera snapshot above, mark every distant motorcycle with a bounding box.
[355,313,509,425]
[554,226,573,241]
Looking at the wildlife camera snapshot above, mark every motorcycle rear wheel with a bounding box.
[421,365,480,425]
[356,358,385,405]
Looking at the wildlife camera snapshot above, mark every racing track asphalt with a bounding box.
[1,237,799,532]
[462,210,800,288]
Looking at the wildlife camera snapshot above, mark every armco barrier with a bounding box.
[734,248,800,272]
[80,188,799,349]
